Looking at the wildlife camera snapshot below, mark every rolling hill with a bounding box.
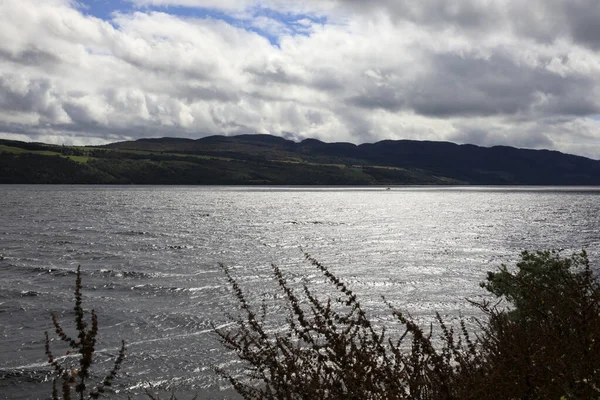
[1,135,599,185]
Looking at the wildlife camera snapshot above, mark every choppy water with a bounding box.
[1,185,600,399]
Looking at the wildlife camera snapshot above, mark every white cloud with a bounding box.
[0,0,599,158]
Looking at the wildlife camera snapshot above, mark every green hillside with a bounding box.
[1,135,599,185]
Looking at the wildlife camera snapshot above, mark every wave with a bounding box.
[19,290,41,297]
[114,230,152,236]
[5,263,154,280]
[112,230,171,238]
[284,220,345,226]
[0,287,51,302]
[31,266,77,276]
[96,269,152,279]
[130,283,189,295]
[126,322,234,348]
[0,366,51,385]
[0,262,196,284]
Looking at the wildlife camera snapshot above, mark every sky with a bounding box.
[1,1,600,159]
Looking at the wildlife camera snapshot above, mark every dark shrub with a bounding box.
[464,250,600,399]
[214,253,480,399]
[216,250,600,400]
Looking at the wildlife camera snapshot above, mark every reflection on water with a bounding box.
[1,185,600,399]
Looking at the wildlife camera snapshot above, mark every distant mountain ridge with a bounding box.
[103,134,600,185]
[1,134,600,185]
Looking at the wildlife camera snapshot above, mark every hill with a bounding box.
[1,135,599,185]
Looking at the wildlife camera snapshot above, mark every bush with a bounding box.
[215,250,600,400]
[467,250,600,399]
[214,253,480,399]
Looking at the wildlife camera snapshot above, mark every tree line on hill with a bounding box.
[2,134,600,184]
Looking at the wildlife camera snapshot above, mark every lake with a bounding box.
[1,185,600,399]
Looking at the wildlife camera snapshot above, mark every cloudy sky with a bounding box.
[1,0,600,158]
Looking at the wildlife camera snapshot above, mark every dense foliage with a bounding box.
[473,250,600,399]
[216,250,600,400]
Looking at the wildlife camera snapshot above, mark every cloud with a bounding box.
[0,0,599,159]
[125,0,600,49]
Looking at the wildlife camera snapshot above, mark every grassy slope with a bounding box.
[0,138,462,185]
[0,144,91,162]
[4,134,600,184]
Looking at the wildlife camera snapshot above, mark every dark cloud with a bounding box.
[343,50,599,119]
[0,47,61,67]
[337,0,600,52]
[245,64,305,86]
[337,0,499,31]
[450,126,554,150]
[509,0,600,50]
[62,102,98,125]
[177,85,241,103]
[411,52,545,117]
[114,52,217,81]
[562,0,600,50]
[346,86,404,112]
[0,76,67,122]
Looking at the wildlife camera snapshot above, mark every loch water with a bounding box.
[1,185,600,399]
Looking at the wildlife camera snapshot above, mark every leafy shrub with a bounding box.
[466,250,600,399]
[215,250,600,400]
